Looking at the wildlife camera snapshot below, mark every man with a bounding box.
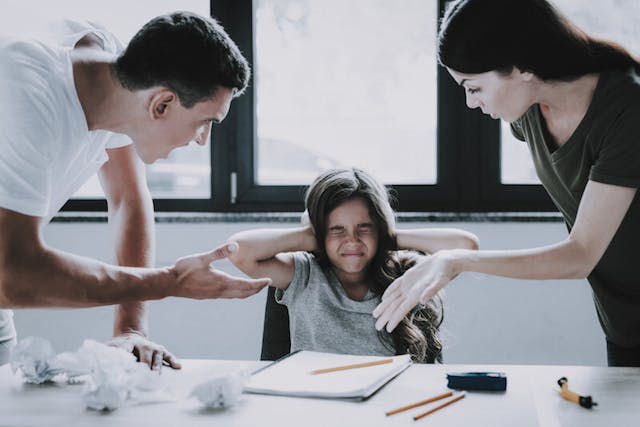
[0,12,270,367]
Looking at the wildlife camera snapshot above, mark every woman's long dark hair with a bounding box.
[305,168,443,363]
[438,0,640,81]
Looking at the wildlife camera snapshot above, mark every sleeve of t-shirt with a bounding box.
[0,41,58,216]
[274,251,312,307]
[589,102,640,188]
[48,19,125,55]
[49,20,132,150]
[510,119,526,142]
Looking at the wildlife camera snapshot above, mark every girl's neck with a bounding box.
[331,267,370,301]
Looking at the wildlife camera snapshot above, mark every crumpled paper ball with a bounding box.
[77,340,140,411]
[190,370,249,409]
[75,340,173,411]
[10,337,173,411]
[9,336,77,383]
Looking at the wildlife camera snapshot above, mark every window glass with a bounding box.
[254,0,438,185]
[500,0,640,184]
[1,0,210,198]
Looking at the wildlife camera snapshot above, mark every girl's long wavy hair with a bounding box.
[305,168,443,363]
[438,0,640,81]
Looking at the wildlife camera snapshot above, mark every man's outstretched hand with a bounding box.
[171,242,271,299]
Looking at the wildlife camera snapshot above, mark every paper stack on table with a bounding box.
[244,350,411,400]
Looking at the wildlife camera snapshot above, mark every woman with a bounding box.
[373,0,640,367]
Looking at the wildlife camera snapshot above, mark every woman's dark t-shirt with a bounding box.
[511,69,640,347]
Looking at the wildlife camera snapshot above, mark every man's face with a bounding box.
[447,68,534,123]
[134,87,234,163]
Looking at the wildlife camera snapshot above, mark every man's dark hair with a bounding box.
[114,11,250,107]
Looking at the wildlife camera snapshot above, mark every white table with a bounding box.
[1,360,638,426]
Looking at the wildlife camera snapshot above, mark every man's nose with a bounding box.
[195,123,212,146]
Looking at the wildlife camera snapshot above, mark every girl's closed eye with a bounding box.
[466,87,480,94]
[358,224,375,234]
[329,227,346,237]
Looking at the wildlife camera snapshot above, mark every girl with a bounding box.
[228,168,478,363]
[374,0,640,367]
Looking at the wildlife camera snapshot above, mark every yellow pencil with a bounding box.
[386,391,454,416]
[413,392,466,421]
[311,358,393,375]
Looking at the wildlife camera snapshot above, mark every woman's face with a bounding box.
[447,67,535,123]
[324,197,379,278]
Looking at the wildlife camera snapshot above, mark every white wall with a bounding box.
[12,220,605,366]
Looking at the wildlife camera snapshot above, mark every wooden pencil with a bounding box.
[413,392,466,421]
[386,391,454,416]
[311,358,393,375]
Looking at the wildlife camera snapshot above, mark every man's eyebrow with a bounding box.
[459,78,468,87]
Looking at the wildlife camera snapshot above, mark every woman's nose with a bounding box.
[465,93,480,109]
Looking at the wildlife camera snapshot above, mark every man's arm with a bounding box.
[98,145,180,369]
[0,140,269,308]
[99,145,153,336]
[0,206,268,308]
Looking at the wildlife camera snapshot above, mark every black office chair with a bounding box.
[260,286,291,360]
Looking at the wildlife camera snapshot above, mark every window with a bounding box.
[216,0,450,212]
[4,0,639,213]
[254,0,437,186]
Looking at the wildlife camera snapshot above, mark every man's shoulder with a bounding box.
[0,37,58,66]
[0,37,65,90]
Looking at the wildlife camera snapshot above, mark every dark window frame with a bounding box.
[62,0,555,213]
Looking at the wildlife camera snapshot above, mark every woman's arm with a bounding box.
[396,228,479,254]
[227,226,317,289]
[374,180,636,332]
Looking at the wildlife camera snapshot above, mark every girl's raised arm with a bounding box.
[227,226,317,289]
[396,228,479,254]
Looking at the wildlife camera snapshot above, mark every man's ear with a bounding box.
[514,67,535,82]
[149,89,177,120]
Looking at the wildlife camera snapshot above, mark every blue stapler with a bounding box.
[446,372,507,391]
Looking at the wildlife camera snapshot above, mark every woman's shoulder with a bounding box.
[598,68,640,109]
[586,69,640,138]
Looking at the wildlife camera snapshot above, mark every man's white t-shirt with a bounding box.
[0,20,132,349]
